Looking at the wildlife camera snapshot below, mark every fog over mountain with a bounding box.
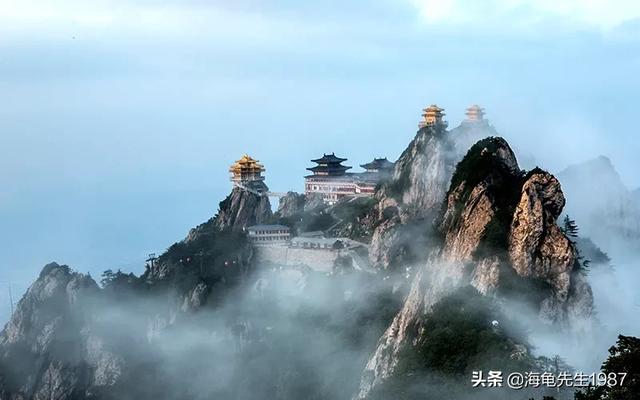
[2,114,638,400]
[558,156,640,259]
[2,2,640,399]
[555,156,640,365]
[3,0,640,328]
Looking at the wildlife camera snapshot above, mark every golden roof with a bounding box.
[423,104,445,114]
[421,105,446,124]
[229,154,265,173]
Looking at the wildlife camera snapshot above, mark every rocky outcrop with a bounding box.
[214,185,272,232]
[356,137,595,398]
[276,191,305,219]
[368,217,402,270]
[367,125,512,271]
[0,263,126,400]
[368,125,455,270]
[379,125,455,221]
[304,192,325,213]
[509,172,573,320]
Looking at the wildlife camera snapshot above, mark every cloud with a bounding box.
[0,0,298,43]
[409,0,640,30]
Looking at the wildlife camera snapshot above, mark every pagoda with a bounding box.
[306,153,352,177]
[229,154,266,186]
[358,157,395,191]
[464,104,486,123]
[360,157,394,173]
[418,104,448,129]
[305,153,353,204]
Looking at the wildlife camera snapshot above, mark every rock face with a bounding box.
[356,137,594,398]
[509,171,575,322]
[275,191,305,219]
[213,185,272,232]
[368,125,455,270]
[304,192,325,213]
[379,125,455,221]
[0,263,127,400]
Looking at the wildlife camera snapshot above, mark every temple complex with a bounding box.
[418,104,447,129]
[229,154,268,193]
[305,154,393,204]
[305,153,354,204]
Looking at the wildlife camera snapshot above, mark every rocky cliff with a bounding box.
[356,137,594,398]
[275,191,305,220]
[0,126,605,400]
[0,263,155,400]
[0,184,261,399]
[0,179,397,400]
[367,120,508,272]
[214,185,272,232]
[368,125,455,271]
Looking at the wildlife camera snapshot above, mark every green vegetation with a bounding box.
[159,226,246,267]
[300,211,336,232]
[561,215,579,238]
[369,286,562,400]
[448,137,521,199]
[576,237,611,267]
[149,222,249,297]
[100,269,140,290]
[398,286,531,376]
[278,196,378,241]
[447,138,525,257]
[325,197,378,242]
[495,264,554,307]
[386,164,411,200]
[574,335,640,400]
[560,215,591,273]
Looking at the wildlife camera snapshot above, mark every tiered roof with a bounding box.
[465,104,485,122]
[306,153,352,177]
[418,104,447,129]
[360,157,395,172]
[229,154,265,182]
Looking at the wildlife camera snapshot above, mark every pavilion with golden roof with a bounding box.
[229,154,266,185]
[418,104,448,129]
[465,104,486,123]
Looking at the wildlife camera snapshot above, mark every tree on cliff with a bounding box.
[561,215,579,238]
[575,335,640,400]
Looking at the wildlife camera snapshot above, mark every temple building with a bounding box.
[360,157,394,173]
[306,153,352,177]
[247,224,291,244]
[305,153,354,204]
[229,154,268,193]
[305,153,392,204]
[360,157,395,184]
[464,104,487,124]
[418,104,448,129]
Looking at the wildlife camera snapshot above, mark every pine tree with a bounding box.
[562,215,579,238]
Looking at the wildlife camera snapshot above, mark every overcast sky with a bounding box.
[1,0,639,320]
